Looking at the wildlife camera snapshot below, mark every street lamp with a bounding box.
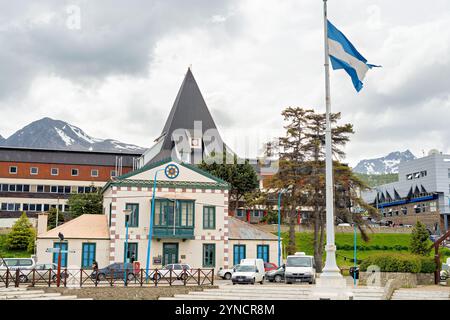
[123,209,132,285]
[277,189,288,267]
[145,168,165,281]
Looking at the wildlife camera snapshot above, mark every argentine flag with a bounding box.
[327,20,379,92]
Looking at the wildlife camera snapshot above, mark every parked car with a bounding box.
[264,262,278,272]
[0,258,36,283]
[284,252,316,284]
[338,223,351,227]
[266,265,285,283]
[90,262,136,281]
[231,259,265,285]
[149,263,192,281]
[440,258,450,282]
[0,258,35,271]
[218,265,239,280]
[30,263,69,283]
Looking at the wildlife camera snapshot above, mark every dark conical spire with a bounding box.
[144,68,227,164]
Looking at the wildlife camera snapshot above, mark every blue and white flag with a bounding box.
[327,20,379,92]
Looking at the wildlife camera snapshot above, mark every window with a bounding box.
[233,245,246,265]
[1,184,7,192]
[110,170,117,178]
[51,168,59,176]
[37,185,44,193]
[236,209,244,217]
[44,204,50,211]
[257,245,270,263]
[52,243,68,268]
[8,185,16,192]
[430,201,437,212]
[414,172,421,179]
[3,203,20,211]
[16,185,23,192]
[125,203,139,228]
[401,207,408,215]
[81,243,96,268]
[91,169,99,177]
[124,243,138,263]
[203,206,216,229]
[406,174,413,180]
[64,205,70,212]
[9,166,17,174]
[71,168,79,176]
[414,205,421,214]
[253,210,262,217]
[153,199,195,228]
[30,167,38,175]
[203,244,216,267]
[50,186,57,193]
[23,185,30,192]
[64,186,71,194]
[421,171,427,178]
[78,186,85,194]
[448,168,450,179]
[23,204,29,211]
[57,186,64,193]
[109,203,112,227]
[36,204,42,211]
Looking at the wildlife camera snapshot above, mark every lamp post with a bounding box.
[277,189,287,267]
[123,209,132,285]
[145,168,165,281]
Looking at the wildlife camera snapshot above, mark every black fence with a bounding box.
[0,268,215,288]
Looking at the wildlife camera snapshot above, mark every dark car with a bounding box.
[90,262,136,282]
[265,266,285,283]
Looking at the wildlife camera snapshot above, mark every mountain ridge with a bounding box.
[0,117,146,154]
[353,150,416,174]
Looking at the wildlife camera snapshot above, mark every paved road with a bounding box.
[160,282,385,300]
[391,287,450,300]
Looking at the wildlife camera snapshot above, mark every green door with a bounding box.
[162,243,179,266]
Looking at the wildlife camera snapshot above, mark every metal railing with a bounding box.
[0,267,215,288]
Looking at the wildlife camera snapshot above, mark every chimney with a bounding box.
[37,213,49,235]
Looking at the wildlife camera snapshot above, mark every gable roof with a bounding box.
[102,158,230,191]
[141,68,229,165]
[37,214,109,240]
[228,217,278,241]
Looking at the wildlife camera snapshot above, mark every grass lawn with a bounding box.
[279,231,450,268]
[0,234,31,258]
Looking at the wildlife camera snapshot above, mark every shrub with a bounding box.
[360,253,422,273]
[419,257,437,273]
[6,212,36,252]
[410,221,431,256]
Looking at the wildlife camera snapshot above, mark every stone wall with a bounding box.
[359,272,434,287]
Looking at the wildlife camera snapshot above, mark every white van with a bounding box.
[231,259,265,285]
[284,252,316,284]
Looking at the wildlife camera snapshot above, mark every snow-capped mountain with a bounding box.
[0,117,146,154]
[353,150,416,174]
[0,134,4,143]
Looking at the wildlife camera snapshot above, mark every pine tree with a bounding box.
[199,153,259,211]
[67,189,103,218]
[260,107,376,271]
[47,207,65,229]
[6,212,36,252]
[410,221,431,256]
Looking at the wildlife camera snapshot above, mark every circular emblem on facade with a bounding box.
[164,164,179,179]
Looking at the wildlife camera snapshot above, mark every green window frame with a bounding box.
[81,243,96,268]
[124,242,138,262]
[109,203,112,227]
[203,244,216,267]
[203,206,216,229]
[125,203,139,228]
[52,242,68,268]
[153,199,195,228]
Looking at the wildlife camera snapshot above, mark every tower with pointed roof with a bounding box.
[138,68,230,167]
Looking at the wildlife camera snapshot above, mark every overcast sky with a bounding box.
[0,0,449,166]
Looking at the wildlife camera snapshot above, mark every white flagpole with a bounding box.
[321,0,341,278]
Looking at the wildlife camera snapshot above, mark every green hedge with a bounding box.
[360,253,436,273]
[336,244,408,251]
